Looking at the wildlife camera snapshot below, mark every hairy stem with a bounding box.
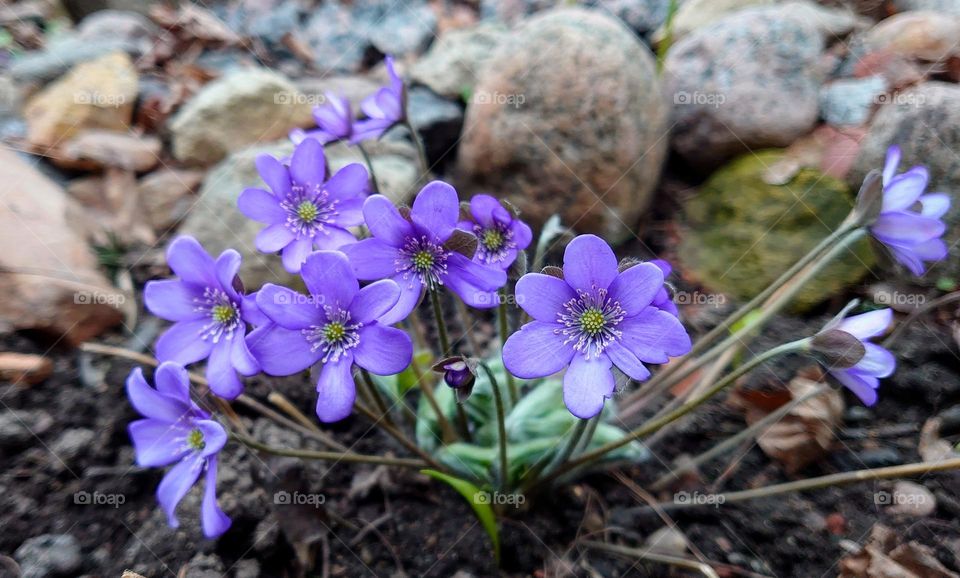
[480,362,510,491]
[356,143,380,194]
[404,119,430,180]
[497,289,519,404]
[430,289,452,356]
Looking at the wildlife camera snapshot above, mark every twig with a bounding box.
[232,433,426,468]
[580,540,720,578]
[353,402,446,471]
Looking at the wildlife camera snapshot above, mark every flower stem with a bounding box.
[537,339,810,488]
[360,368,393,426]
[649,382,831,491]
[357,143,381,194]
[497,289,519,404]
[480,361,510,491]
[404,119,430,179]
[232,432,427,468]
[456,298,482,356]
[620,227,865,420]
[430,289,452,356]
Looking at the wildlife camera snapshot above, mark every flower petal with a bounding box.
[129,419,191,467]
[563,234,619,293]
[155,320,214,365]
[255,154,291,197]
[831,369,878,406]
[215,250,242,300]
[855,343,896,378]
[920,193,951,219]
[562,354,615,419]
[157,453,204,529]
[378,275,424,325]
[341,238,402,280]
[256,223,296,253]
[238,187,285,223]
[154,361,191,403]
[193,419,228,457]
[231,333,260,376]
[515,273,576,322]
[872,211,945,244]
[126,367,190,422]
[200,456,231,538]
[510,219,533,251]
[281,237,314,273]
[167,236,218,288]
[882,166,928,212]
[410,181,459,241]
[290,137,326,187]
[604,341,651,381]
[469,194,502,228]
[301,251,359,311]
[315,357,356,422]
[445,252,508,308]
[354,324,412,375]
[608,262,664,317]
[502,321,574,379]
[618,307,692,364]
[882,145,901,187]
[246,324,320,376]
[836,309,892,340]
[145,280,204,322]
[350,279,401,324]
[311,225,358,251]
[325,163,369,203]
[206,341,243,400]
[334,197,365,227]
[256,284,322,329]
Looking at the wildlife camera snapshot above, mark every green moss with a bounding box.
[680,150,874,312]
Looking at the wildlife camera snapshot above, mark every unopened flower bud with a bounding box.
[432,356,479,402]
[809,329,867,369]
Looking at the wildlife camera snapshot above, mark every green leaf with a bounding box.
[730,309,763,335]
[421,469,500,563]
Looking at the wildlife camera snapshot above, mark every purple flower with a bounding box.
[246,251,413,422]
[648,259,679,316]
[871,145,950,275]
[821,309,895,406]
[341,181,508,325]
[351,56,405,143]
[502,235,691,419]
[457,194,533,270]
[290,92,353,145]
[144,237,259,400]
[238,138,369,273]
[127,363,231,538]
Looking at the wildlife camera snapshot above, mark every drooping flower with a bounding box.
[144,236,259,400]
[351,56,405,143]
[246,251,413,422]
[290,92,354,145]
[238,138,369,273]
[126,362,231,538]
[816,308,895,406]
[648,259,679,316]
[870,145,950,275]
[503,235,691,419]
[341,181,508,325]
[457,194,533,270]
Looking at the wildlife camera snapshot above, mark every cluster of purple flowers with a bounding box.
[129,56,949,539]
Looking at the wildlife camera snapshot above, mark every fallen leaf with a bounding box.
[919,417,959,463]
[839,524,959,578]
[885,481,936,517]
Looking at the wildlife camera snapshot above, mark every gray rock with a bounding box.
[591,0,685,37]
[0,410,52,448]
[49,428,96,465]
[892,0,960,13]
[77,10,159,47]
[819,76,887,127]
[182,553,225,578]
[15,534,81,578]
[11,37,135,83]
[664,4,825,169]
[178,141,297,291]
[295,75,379,115]
[228,0,302,44]
[849,82,960,278]
[406,87,464,166]
[458,8,669,242]
[410,24,507,99]
[480,0,554,24]
[169,68,312,165]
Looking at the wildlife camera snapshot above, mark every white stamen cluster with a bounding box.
[280,182,339,238]
[302,308,362,363]
[396,236,449,290]
[195,288,241,343]
[555,287,626,359]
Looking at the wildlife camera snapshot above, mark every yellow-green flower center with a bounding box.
[187,428,205,451]
[296,200,319,223]
[211,304,236,325]
[412,250,434,271]
[482,229,504,250]
[579,308,606,336]
[323,321,346,342]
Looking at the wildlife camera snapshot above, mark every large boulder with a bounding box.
[410,23,507,99]
[169,68,312,166]
[663,4,825,170]
[849,82,960,279]
[680,150,874,312]
[0,150,124,343]
[457,8,669,242]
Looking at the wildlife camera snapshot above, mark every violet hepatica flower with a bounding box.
[351,56,405,143]
[458,194,533,270]
[127,362,231,538]
[871,145,950,275]
[648,259,679,317]
[238,138,369,273]
[820,309,895,406]
[144,236,259,400]
[290,92,353,145]
[342,181,507,325]
[247,251,413,422]
[503,235,691,419]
